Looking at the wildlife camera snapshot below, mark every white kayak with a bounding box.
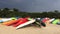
[16,19,36,29]
[49,18,55,22]
[0,18,17,22]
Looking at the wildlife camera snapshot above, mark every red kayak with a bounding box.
[42,18,50,23]
[13,18,28,27]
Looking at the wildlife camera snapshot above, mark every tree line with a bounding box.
[0,8,60,18]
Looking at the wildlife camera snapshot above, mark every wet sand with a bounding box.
[0,24,60,34]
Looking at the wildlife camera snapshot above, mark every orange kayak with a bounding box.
[2,18,23,26]
[2,20,17,26]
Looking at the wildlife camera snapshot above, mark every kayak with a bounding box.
[52,19,59,24]
[2,18,22,26]
[16,19,36,29]
[0,18,17,23]
[57,22,60,25]
[48,18,55,24]
[2,20,17,26]
[49,18,55,22]
[35,18,46,27]
[42,18,50,23]
[13,18,28,27]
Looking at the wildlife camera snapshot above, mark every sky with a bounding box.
[0,0,60,12]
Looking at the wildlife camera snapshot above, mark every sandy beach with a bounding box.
[0,24,60,34]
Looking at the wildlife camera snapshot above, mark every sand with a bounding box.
[0,24,60,34]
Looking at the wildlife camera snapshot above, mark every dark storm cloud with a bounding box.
[0,0,60,12]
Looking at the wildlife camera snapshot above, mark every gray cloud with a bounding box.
[0,0,60,12]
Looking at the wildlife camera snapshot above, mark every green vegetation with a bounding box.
[0,8,60,18]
